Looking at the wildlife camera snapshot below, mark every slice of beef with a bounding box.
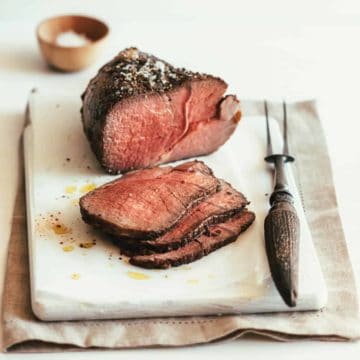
[79,161,220,240]
[81,47,241,174]
[129,210,256,269]
[116,180,249,255]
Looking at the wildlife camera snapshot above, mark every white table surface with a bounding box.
[0,0,359,358]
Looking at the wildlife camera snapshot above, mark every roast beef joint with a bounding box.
[81,48,241,174]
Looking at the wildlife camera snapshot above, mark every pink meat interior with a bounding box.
[102,78,235,172]
[80,161,219,236]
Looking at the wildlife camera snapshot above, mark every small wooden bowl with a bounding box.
[37,15,109,72]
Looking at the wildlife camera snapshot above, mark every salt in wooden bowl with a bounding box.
[36,15,109,72]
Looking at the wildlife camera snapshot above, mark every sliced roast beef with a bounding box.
[81,47,241,174]
[116,180,249,255]
[79,161,220,240]
[129,210,255,269]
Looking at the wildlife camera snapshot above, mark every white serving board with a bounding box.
[24,90,327,321]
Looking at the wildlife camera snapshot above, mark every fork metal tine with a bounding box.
[283,101,289,155]
[264,100,273,157]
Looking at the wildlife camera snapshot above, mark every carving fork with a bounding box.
[264,101,300,307]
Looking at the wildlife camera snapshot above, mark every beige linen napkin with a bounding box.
[2,100,360,352]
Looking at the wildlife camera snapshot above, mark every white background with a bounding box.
[0,0,359,357]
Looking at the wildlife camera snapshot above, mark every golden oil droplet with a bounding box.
[127,271,150,280]
[80,183,96,194]
[65,185,77,194]
[71,273,80,280]
[186,279,199,285]
[63,245,74,252]
[174,265,192,271]
[52,223,72,235]
[79,242,94,249]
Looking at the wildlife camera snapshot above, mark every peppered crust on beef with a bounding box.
[81,47,241,174]
[128,210,255,269]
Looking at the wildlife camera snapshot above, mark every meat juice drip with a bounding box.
[80,183,96,193]
[127,271,151,280]
[71,273,80,280]
[186,279,199,285]
[62,245,74,252]
[65,185,77,194]
[79,241,95,249]
[52,223,71,235]
[35,210,98,254]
